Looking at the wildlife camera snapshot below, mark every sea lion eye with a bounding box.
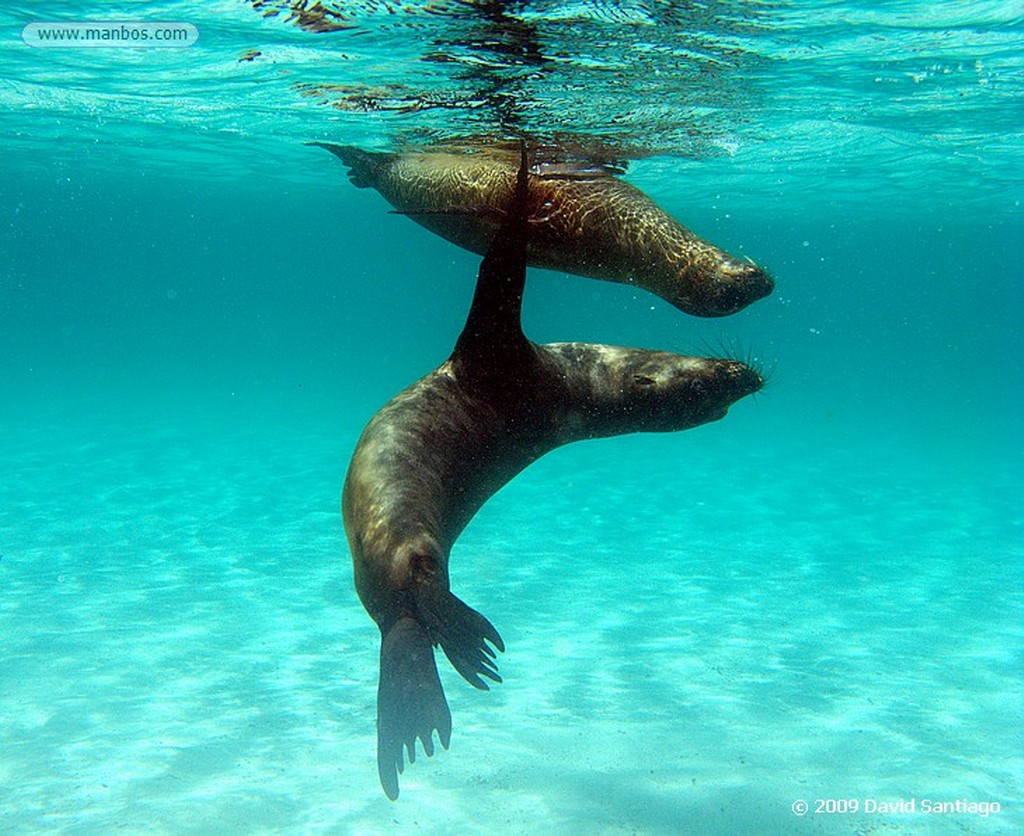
[633,374,656,386]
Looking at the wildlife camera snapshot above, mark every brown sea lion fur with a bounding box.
[313,141,773,317]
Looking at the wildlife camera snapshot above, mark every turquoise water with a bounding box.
[1,2,1022,833]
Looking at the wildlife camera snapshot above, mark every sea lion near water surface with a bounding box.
[312,141,773,317]
[341,145,764,799]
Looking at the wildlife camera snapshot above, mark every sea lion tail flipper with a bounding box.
[377,615,453,800]
[306,142,383,188]
[414,585,505,690]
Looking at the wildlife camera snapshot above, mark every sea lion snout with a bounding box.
[685,358,762,413]
[685,260,774,317]
[611,354,762,431]
[713,358,764,401]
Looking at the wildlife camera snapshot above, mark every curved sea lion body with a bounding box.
[342,147,763,799]
[313,142,773,317]
[345,345,758,625]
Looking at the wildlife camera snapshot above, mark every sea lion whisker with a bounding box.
[695,333,772,383]
[757,356,779,388]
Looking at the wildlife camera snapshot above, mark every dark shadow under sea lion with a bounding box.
[341,145,763,799]
[313,141,773,317]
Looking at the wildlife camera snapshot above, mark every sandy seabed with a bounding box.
[1,391,1020,834]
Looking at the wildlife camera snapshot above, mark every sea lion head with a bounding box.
[627,353,764,430]
[550,344,764,439]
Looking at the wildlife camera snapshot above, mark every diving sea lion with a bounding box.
[342,146,763,799]
[312,141,773,318]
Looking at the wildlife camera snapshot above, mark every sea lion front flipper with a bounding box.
[451,141,531,369]
[377,615,453,800]
[413,585,505,690]
[389,205,504,221]
[531,160,621,180]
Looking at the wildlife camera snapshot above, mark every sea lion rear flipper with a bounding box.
[414,585,505,690]
[377,615,453,800]
[306,142,384,188]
